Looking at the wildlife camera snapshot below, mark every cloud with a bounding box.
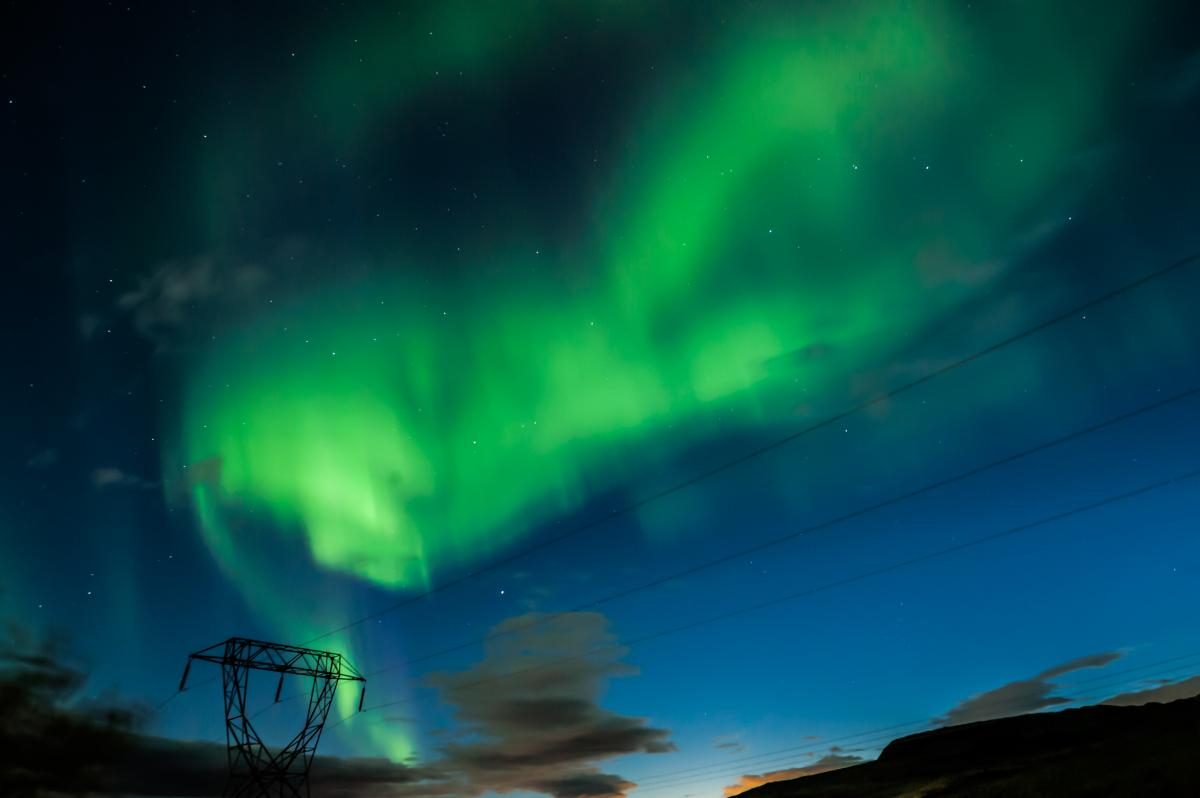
[525,772,636,798]
[714,735,745,753]
[26,448,58,469]
[183,456,224,487]
[117,255,267,351]
[1036,652,1123,680]
[915,240,1005,288]
[1,614,669,798]
[936,652,1122,727]
[422,612,675,797]
[0,627,439,798]
[92,467,156,490]
[1103,675,1200,707]
[12,719,431,798]
[722,754,864,797]
[103,736,437,798]
[0,627,145,796]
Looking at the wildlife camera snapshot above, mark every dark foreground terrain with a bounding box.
[741,696,1200,797]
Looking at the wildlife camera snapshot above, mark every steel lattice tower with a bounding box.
[178,637,366,798]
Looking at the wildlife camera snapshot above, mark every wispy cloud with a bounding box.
[1103,675,1200,707]
[936,652,1122,727]
[117,255,267,351]
[722,754,864,797]
[26,448,58,469]
[92,467,156,490]
[713,735,745,754]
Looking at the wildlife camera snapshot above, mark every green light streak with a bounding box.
[171,0,1149,762]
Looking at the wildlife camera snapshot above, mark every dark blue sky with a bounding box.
[4,3,1200,797]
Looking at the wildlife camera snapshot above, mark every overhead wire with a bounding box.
[242,382,1200,727]
[147,253,1200,796]
[156,251,1200,715]
[358,386,1200,680]
[630,654,1200,793]
[328,462,1200,728]
[301,252,1200,647]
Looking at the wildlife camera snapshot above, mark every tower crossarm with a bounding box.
[188,637,365,681]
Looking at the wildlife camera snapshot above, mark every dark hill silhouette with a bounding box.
[739,696,1200,797]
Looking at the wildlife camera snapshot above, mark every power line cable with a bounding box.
[637,648,1200,789]
[248,384,1200,726]
[157,251,1200,712]
[294,656,1200,796]
[634,730,919,794]
[359,386,1199,680]
[301,252,1200,647]
[631,656,1200,793]
[329,463,1200,728]
[634,722,933,787]
[636,649,1200,787]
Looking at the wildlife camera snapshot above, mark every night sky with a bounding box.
[5,2,1200,796]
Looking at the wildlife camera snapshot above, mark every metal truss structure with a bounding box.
[178,637,366,798]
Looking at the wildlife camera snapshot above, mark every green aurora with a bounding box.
[171,1,1149,760]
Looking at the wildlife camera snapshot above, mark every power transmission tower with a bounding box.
[178,637,366,798]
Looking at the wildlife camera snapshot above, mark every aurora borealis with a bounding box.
[180,2,1138,591]
[6,1,1200,796]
